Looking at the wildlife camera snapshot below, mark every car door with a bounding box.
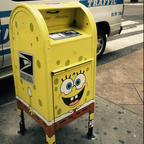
[1,11,11,68]
[0,18,4,68]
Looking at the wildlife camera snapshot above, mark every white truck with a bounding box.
[0,0,124,79]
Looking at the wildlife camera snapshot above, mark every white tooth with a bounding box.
[71,97,74,101]
[75,95,78,99]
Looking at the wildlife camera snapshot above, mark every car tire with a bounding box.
[97,30,106,59]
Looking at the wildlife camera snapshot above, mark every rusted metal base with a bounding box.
[16,99,94,137]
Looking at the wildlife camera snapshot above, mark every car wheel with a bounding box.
[97,30,106,59]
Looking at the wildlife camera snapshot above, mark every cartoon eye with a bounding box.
[61,79,73,95]
[74,74,86,89]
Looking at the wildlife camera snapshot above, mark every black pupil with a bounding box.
[66,82,72,90]
[76,79,80,85]
[77,81,79,85]
[68,84,71,88]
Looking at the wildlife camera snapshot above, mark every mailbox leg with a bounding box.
[46,134,56,144]
[17,109,26,135]
[87,113,96,140]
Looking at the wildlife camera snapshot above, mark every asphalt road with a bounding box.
[123,3,143,20]
[98,3,143,66]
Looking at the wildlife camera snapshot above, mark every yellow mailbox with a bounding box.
[9,2,97,144]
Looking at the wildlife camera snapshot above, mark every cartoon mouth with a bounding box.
[62,87,85,106]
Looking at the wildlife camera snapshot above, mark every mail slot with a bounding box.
[9,2,97,144]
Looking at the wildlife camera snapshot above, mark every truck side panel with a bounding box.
[0,18,3,67]
[80,0,124,35]
[1,13,11,67]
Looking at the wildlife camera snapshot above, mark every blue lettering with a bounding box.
[111,12,115,16]
[0,11,11,18]
[111,11,122,16]
[102,0,104,5]
[0,24,9,45]
[97,0,100,5]
[79,0,123,7]
[109,0,112,5]
[105,0,108,5]
[118,11,122,15]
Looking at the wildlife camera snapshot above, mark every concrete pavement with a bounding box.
[96,48,143,116]
[0,95,143,144]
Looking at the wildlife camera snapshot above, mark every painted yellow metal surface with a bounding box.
[53,61,94,119]
[10,2,97,143]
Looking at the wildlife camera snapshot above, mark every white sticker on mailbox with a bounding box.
[50,30,81,40]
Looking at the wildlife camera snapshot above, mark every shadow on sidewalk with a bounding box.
[0,76,15,105]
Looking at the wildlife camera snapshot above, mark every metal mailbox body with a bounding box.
[9,2,97,144]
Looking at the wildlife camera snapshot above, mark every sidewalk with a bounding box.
[96,48,143,116]
[0,95,143,144]
[0,48,143,144]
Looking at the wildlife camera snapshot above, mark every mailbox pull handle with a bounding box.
[47,11,59,14]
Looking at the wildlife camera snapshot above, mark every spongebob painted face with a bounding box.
[60,71,86,107]
[53,62,92,118]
